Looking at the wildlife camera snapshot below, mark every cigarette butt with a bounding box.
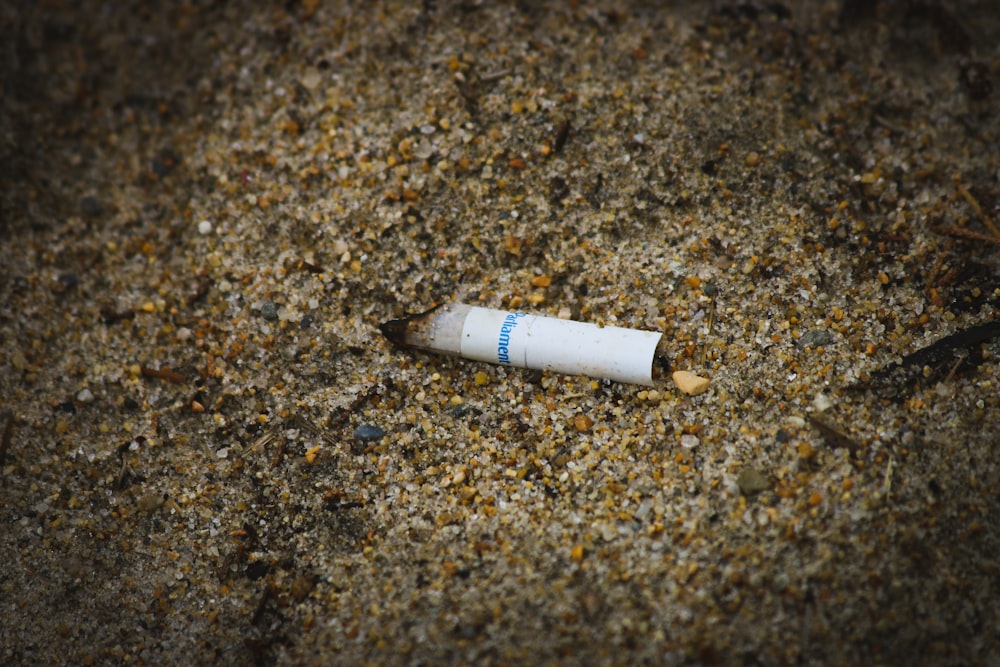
[380,304,664,386]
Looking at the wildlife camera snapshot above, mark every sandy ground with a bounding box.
[2,1,999,665]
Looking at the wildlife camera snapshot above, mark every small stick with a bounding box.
[957,184,1000,241]
[699,292,716,369]
[141,365,186,383]
[942,354,967,386]
[930,224,1000,246]
[0,413,13,486]
[807,414,861,454]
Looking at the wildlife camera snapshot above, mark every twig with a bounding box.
[1,413,13,486]
[141,365,187,383]
[699,292,717,368]
[930,224,1000,246]
[807,414,861,455]
[957,184,1000,241]
[942,354,966,386]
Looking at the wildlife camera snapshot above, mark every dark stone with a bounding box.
[353,424,385,442]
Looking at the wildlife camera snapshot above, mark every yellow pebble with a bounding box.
[474,371,489,386]
[573,413,594,432]
[672,370,710,396]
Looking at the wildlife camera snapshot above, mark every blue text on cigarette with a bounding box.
[496,312,527,364]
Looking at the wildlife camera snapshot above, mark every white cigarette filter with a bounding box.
[380,303,664,386]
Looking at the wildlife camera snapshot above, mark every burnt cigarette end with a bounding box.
[378,318,411,347]
[379,304,444,348]
[651,338,672,381]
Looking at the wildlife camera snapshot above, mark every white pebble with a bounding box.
[76,388,94,403]
[198,220,213,235]
[680,434,700,449]
[812,392,833,412]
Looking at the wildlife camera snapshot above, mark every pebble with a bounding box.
[76,388,95,403]
[573,413,594,432]
[449,403,471,418]
[300,69,322,91]
[55,272,79,290]
[680,434,700,449]
[260,301,278,321]
[736,468,771,495]
[80,196,102,217]
[798,330,833,348]
[197,220,213,235]
[353,424,386,442]
[812,392,834,412]
[672,370,711,395]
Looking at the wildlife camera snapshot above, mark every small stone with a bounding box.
[798,329,833,348]
[152,158,173,177]
[76,388,95,403]
[573,413,594,432]
[54,272,79,291]
[197,220,213,235]
[680,434,700,449]
[797,442,817,461]
[300,69,322,91]
[81,196,102,217]
[290,575,315,601]
[11,350,28,371]
[672,370,710,395]
[736,468,770,495]
[137,492,164,513]
[261,301,278,321]
[353,423,385,442]
[449,403,471,418]
[812,393,833,412]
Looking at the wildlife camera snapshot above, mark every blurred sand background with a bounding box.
[2,1,999,664]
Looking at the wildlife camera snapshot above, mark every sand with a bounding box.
[2,1,999,664]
